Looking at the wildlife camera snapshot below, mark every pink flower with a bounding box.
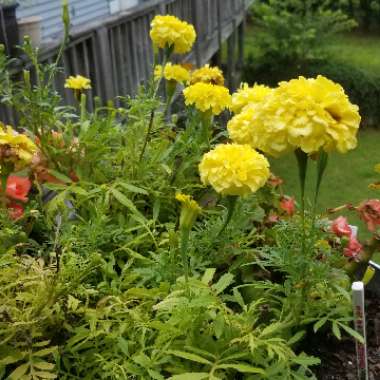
[331,216,352,237]
[267,213,280,224]
[5,176,32,203]
[7,202,24,220]
[279,196,295,216]
[357,199,380,232]
[343,236,362,258]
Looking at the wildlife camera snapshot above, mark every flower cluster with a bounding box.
[150,15,196,54]
[0,124,37,171]
[154,63,190,84]
[64,75,91,91]
[331,216,362,258]
[183,83,231,115]
[190,64,224,86]
[199,144,270,196]
[228,76,361,156]
[231,83,272,114]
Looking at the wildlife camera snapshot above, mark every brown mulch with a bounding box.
[308,291,380,380]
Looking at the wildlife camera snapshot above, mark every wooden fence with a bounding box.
[1,0,252,123]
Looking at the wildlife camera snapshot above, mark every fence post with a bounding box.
[95,26,115,102]
[191,0,201,66]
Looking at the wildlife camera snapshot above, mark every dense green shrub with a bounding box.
[243,55,380,128]
[250,0,356,66]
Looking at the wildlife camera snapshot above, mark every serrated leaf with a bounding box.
[118,182,148,195]
[201,268,216,285]
[34,347,57,357]
[34,371,57,379]
[48,170,72,184]
[9,363,29,379]
[168,373,209,380]
[167,350,212,365]
[33,362,55,370]
[111,188,138,213]
[217,363,266,374]
[288,330,306,345]
[313,317,327,333]
[293,353,320,367]
[339,323,364,344]
[232,287,245,308]
[212,273,234,295]
[332,321,341,340]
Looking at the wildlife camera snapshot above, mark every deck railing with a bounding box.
[1,0,252,123]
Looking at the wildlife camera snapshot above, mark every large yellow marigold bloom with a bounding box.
[64,75,91,91]
[190,64,224,86]
[246,75,361,156]
[0,124,37,170]
[154,63,190,83]
[183,83,231,115]
[199,144,270,196]
[150,15,196,54]
[231,83,272,114]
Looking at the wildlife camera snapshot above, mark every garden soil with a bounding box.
[309,290,380,380]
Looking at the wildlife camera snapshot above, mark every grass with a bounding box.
[327,32,380,76]
[270,129,380,240]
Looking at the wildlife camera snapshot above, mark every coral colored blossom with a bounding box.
[343,236,362,258]
[330,216,352,237]
[7,202,24,220]
[268,175,283,188]
[6,176,32,203]
[279,196,295,216]
[357,199,380,232]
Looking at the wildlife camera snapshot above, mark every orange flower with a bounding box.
[6,176,32,203]
[7,202,24,220]
[357,199,380,232]
[279,196,295,216]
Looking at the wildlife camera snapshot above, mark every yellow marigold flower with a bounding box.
[231,83,272,114]
[375,164,380,174]
[278,75,360,154]
[247,75,361,156]
[64,75,91,91]
[183,83,231,115]
[190,64,224,86]
[150,15,196,54]
[0,124,37,170]
[176,193,202,213]
[227,106,256,146]
[154,63,190,83]
[199,144,270,196]
[176,192,201,229]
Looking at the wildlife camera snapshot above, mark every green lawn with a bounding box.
[327,33,380,75]
[270,129,380,239]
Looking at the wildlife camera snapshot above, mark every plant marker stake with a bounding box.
[352,281,368,380]
[369,260,380,272]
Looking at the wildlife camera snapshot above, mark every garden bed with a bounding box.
[311,290,380,380]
